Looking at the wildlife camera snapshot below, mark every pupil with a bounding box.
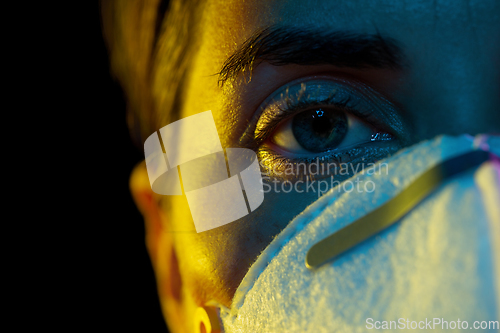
[292,108,348,152]
[312,116,334,137]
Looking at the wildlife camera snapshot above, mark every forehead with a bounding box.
[183,0,500,118]
[201,0,500,57]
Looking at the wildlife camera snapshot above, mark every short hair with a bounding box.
[101,0,205,146]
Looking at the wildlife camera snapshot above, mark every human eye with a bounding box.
[246,77,404,180]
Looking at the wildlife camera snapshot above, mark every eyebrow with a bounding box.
[218,26,405,87]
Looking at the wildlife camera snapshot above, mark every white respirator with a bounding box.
[213,134,500,333]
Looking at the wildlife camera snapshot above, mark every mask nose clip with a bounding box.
[306,148,495,270]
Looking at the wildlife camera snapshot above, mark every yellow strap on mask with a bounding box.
[306,149,492,269]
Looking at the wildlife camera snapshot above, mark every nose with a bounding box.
[401,48,500,144]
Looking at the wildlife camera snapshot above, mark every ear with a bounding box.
[129,161,163,263]
[129,161,187,331]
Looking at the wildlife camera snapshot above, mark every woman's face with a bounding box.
[138,0,500,325]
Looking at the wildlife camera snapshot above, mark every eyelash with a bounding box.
[248,80,401,180]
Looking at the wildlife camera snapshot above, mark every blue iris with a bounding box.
[292,108,348,152]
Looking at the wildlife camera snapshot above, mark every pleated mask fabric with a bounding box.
[219,134,500,333]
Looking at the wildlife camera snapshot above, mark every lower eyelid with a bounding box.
[258,139,401,181]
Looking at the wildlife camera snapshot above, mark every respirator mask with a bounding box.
[211,134,500,333]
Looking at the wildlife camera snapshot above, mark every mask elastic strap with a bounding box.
[306,149,493,269]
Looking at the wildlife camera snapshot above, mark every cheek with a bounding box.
[166,168,382,307]
[165,196,196,232]
[165,186,323,306]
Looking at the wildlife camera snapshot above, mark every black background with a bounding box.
[91,2,169,331]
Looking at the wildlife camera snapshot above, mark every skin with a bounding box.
[130,0,500,331]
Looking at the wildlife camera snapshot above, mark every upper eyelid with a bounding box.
[238,78,350,147]
[256,75,377,121]
[237,75,405,148]
[255,80,386,138]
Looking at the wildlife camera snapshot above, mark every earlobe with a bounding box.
[129,161,188,331]
[194,306,223,333]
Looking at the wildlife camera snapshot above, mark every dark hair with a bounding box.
[101,0,205,146]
